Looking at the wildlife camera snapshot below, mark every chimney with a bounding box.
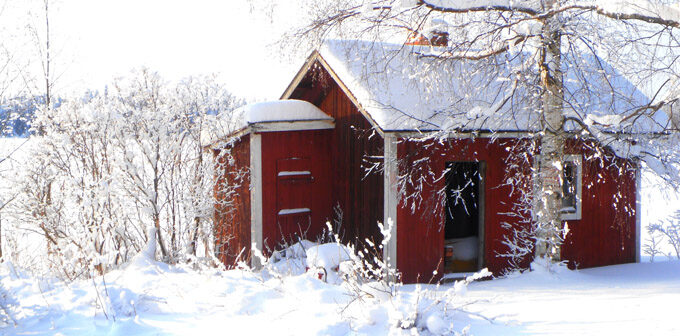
[406,31,429,46]
[430,30,449,47]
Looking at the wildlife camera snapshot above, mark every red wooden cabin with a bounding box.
[206,41,642,283]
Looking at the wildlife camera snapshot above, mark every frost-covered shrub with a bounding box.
[644,225,666,262]
[3,70,243,278]
[0,261,22,328]
[373,271,489,336]
[337,220,401,298]
[0,280,17,327]
[648,209,680,259]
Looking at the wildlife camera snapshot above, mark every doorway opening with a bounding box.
[443,161,484,273]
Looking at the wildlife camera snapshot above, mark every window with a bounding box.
[561,155,582,220]
[533,154,583,221]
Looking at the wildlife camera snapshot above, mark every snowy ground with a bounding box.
[2,254,679,336]
[3,138,680,335]
[464,261,680,335]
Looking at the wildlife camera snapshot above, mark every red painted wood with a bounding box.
[260,130,333,252]
[317,83,385,247]
[289,66,385,248]
[561,140,637,269]
[216,64,636,282]
[265,59,635,282]
[396,137,637,282]
[397,138,533,282]
[275,158,313,243]
[216,60,385,259]
[213,135,251,267]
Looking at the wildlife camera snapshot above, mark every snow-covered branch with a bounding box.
[419,0,540,15]
[419,0,680,28]
[418,33,530,60]
[576,1,680,28]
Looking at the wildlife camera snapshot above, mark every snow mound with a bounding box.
[306,243,353,270]
[272,239,316,261]
[529,257,575,278]
[125,227,164,275]
[266,240,316,277]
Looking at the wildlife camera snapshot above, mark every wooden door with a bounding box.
[261,130,333,253]
[275,157,313,244]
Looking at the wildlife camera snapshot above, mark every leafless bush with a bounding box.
[648,210,680,259]
[644,225,666,262]
[3,70,243,278]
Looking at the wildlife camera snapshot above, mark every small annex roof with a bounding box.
[294,39,668,134]
[201,99,333,147]
[240,99,333,125]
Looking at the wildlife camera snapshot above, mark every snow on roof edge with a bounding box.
[200,99,333,147]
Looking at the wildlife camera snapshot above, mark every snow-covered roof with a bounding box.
[318,39,512,132]
[201,99,333,146]
[310,39,668,133]
[239,99,333,125]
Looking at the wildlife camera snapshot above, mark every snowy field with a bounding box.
[2,253,679,335]
[3,138,680,335]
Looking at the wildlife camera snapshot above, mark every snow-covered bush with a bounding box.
[648,209,680,260]
[2,70,243,278]
[644,225,666,262]
[252,221,488,335]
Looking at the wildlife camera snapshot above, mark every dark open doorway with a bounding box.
[444,161,484,273]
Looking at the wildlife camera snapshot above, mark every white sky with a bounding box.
[2,0,309,101]
[3,0,672,102]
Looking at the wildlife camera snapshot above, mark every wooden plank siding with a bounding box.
[260,130,334,252]
[397,138,533,282]
[561,140,637,269]
[213,135,251,267]
[288,66,385,249]
[396,137,637,282]
[212,57,638,282]
[318,84,385,247]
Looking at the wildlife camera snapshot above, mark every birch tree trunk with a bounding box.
[535,0,565,262]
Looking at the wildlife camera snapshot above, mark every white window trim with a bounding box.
[532,154,583,221]
[561,154,582,221]
[250,119,335,133]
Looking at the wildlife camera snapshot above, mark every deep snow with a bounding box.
[2,251,680,335]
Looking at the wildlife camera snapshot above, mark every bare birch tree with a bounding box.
[292,0,680,263]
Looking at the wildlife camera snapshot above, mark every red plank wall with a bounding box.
[281,60,636,283]
[310,82,385,247]
[214,135,251,267]
[260,130,333,252]
[396,138,637,283]
[397,138,533,282]
[561,141,637,269]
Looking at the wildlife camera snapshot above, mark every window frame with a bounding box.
[532,154,583,221]
[560,154,582,221]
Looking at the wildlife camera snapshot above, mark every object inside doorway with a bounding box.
[444,161,481,273]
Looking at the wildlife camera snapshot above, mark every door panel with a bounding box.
[260,130,333,253]
[276,158,313,243]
